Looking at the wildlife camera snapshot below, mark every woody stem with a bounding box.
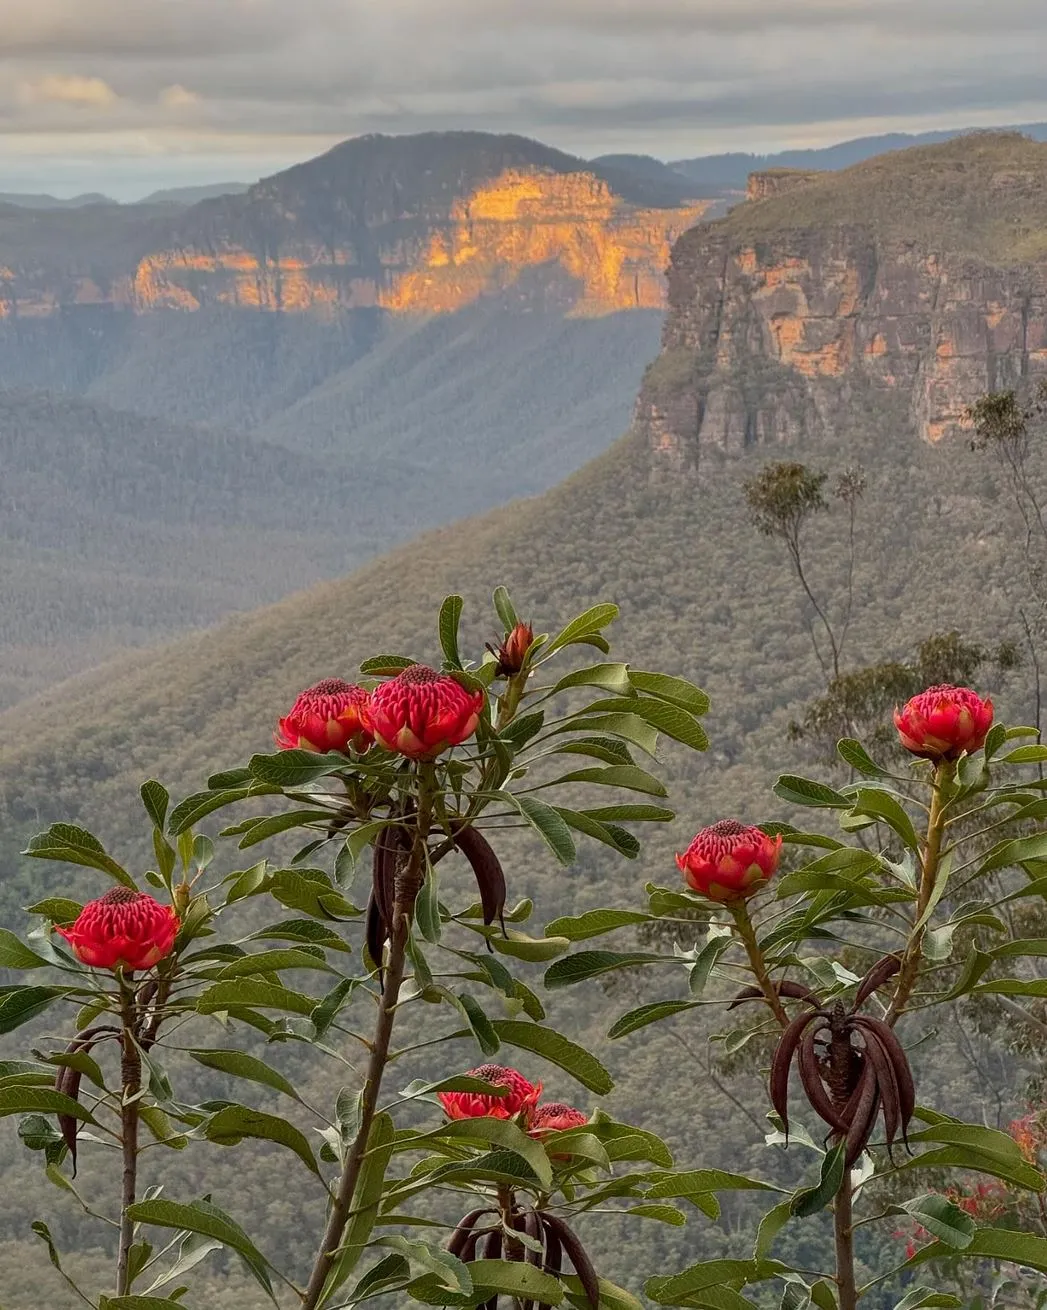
[887,759,953,1027]
[834,1180,857,1310]
[728,901,788,1029]
[116,983,141,1298]
[301,773,432,1310]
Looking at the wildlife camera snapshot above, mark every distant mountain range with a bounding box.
[0,182,251,210]
[669,121,1047,190]
[2,124,1045,716]
[0,131,698,706]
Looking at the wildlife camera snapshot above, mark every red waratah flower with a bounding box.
[275,678,372,753]
[438,1065,542,1122]
[893,684,994,761]
[57,888,180,971]
[366,664,484,759]
[530,1103,589,1135]
[675,819,782,902]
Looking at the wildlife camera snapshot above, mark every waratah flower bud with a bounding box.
[57,888,180,971]
[366,665,484,759]
[530,1102,589,1135]
[675,819,782,902]
[489,622,534,677]
[438,1065,542,1122]
[893,684,994,761]
[275,678,372,753]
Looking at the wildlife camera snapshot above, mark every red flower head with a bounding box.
[675,819,782,903]
[893,684,994,761]
[489,622,534,677]
[57,888,179,971]
[438,1065,542,1122]
[275,678,372,754]
[530,1103,589,1136]
[366,665,484,759]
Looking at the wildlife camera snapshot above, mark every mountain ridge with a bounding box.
[0,131,708,322]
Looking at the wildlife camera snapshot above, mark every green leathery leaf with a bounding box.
[511,796,576,866]
[626,1204,687,1226]
[545,909,651,940]
[545,950,666,988]
[773,776,851,808]
[439,594,464,669]
[197,979,320,1017]
[836,739,886,776]
[204,1104,320,1176]
[549,764,668,797]
[545,603,619,656]
[139,780,170,831]
[491,1020,613,1093]
[455,992,500,1056]
[123,1198,274,1299]
[323,1113,396,1296]
[608,1000,702,1039]
[23,823,135,888]
[791,1143,845,1217]
[0,987,69,1035]
[492,587,519,631]
[429,1117,553,1188]
[907,1226,1047,1272]
[645,1169,777,1200]
[849,788,920,852]
[188,1049,301,1102]
[0,930,50,970]
[554,663,633,697]
[26,897,82,924]
[901,1194,975,1249]
[214,948,336,978]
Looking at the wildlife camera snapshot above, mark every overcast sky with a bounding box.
[2,0,1046,198]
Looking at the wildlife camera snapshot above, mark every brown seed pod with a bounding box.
[540,1213,599,1310]
[446,1207,494,1258]
[728,980,819,1010]
[768,984,916,1167]
[854,954,902,1009]
[452,823,507,933]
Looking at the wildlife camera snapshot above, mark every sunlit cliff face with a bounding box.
[639,229,1047,454]
[0,168,707,321]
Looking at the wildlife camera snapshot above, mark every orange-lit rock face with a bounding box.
[642,225,1047,454]
[128,170,707,319]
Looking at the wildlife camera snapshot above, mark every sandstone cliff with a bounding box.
[0,133,706,321]
[636,133,1047,458]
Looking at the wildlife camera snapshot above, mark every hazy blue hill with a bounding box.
[137,181,251,206]
[254,302,663,502]
[672,121,1047,190]
[0,390,411,708]
[0,191,116,209]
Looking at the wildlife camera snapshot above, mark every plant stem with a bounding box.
[116,986,142,1297]
[728,901,789,1029]
[301,783,430,1310]
[886,760,952,1026]
[834,1179,857,1310]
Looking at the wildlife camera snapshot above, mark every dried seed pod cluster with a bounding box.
[768,956,916,1166]
[366,819,507,975]
[447,1204,599,1310]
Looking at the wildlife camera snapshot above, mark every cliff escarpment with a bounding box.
[636,133,1047,457]
[0,133,707,321]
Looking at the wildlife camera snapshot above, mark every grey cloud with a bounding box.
[1,0,1046,193]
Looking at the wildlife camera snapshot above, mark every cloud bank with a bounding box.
[1,0,1044,196]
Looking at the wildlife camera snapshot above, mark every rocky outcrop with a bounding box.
[745,170,821,202]
[127,171,707,318]
[636,134,1047,457]
[0,137,708,322]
